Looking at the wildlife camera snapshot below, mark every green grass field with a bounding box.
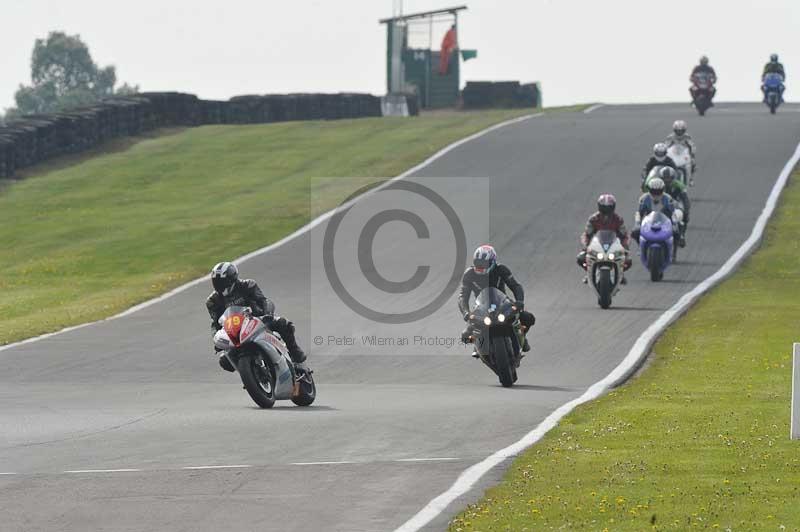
[0,108,564,346]
[450,171,800,530]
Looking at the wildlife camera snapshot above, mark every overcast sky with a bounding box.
[3,0,799,111]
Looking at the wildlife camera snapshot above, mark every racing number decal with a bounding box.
[225,315,241,329]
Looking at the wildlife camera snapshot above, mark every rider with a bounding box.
[665,119,697,173]
[206,262,307,372]
[762,53,786,103]
[576,194,633,285]
[658,167,690,247]
[690,55,717,104]
[631,177,677,243]
[641,143,677,183]
[458,245,535,354]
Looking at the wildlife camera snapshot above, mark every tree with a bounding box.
[7,31,138,117]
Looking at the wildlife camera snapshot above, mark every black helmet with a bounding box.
[659,166,677,185]
[211,262,238,296]
[700,55,709,66]
[771,53,779,63]
[597,193,616,216]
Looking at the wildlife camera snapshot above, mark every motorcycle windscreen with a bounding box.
[641,211,672,235]
[592,230,618,250]
[220,305,249,346]
[472,287,512,313]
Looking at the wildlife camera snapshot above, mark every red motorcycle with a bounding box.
[690,72,716,116]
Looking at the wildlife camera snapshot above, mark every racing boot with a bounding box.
[218,353,235,372]
[522,337,530,352]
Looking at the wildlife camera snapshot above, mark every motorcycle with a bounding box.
[691,72,715,116]
[667,143,693,187]
[637,211,674,282]
[585,230,628,309]
[763,73,785,115]
[465,287,525,387]
[213,305,316,408]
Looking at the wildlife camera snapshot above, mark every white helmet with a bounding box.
[653,143,668,161]
[647,177,666,196]
[672,120,687,137]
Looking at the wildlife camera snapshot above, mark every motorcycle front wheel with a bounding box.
[491,336,517,388]
[597,268,613,309]
[648,246,664,282]
[238,355,277,408]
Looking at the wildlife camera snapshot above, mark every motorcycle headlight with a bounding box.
[483,316,492,326]
[597,252,605,260]
[497,314,506,323]
[608,252,615,260]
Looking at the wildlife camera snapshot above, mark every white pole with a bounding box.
[792,343,800,440]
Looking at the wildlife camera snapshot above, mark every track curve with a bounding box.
[1,103,799,532]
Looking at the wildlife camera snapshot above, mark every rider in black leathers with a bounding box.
[762,53,786,103]
[458,245,535,354]
[206,262,306,372]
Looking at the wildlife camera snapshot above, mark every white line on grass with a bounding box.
[393,140,800,532]
[0,112,544,354]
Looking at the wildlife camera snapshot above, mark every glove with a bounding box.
[463,311,471,322]
[631,229,641,243]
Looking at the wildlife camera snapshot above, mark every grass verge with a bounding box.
[0,108,567,346]
[450,169,800,530]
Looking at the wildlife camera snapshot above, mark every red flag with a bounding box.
[439,26,457,75]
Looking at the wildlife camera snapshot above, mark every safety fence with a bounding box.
[0,91,385,179]
[462,81,540,109]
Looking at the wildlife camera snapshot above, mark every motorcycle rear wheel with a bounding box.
[238,355,277,408]
[491,336,517,388]
[291,370,316,407]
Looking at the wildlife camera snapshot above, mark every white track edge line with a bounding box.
[290,461,355,466]
[0,112,543,354]
[583,104,605,114]
[395,458,460,462]
[394,141,800,532]
[181,464,251,470]
[64,469,142,473]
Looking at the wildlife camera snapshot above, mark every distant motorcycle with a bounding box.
[691,72,715,116]
[638,212,674,282]
[763,73,785,115]
[465,287,525,387]
[667,143,694,187]
[214,305,316,408]
[584,230,628,309]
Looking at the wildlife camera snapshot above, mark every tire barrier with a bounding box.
[0,91,384,179]
[462,81,540,109]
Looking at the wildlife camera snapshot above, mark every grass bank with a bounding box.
[451,170,800,530]
[0,108,568,346]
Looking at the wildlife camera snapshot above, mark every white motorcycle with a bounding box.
[213,305,316,408]
[667,143,693,187]
[585,230,628,309]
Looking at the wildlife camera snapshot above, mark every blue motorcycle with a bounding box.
[638,212,674,282]
[763,73,785,114]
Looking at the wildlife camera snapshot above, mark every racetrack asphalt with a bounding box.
[1,103,799,532]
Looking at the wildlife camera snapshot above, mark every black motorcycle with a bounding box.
[465,287,525,387]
